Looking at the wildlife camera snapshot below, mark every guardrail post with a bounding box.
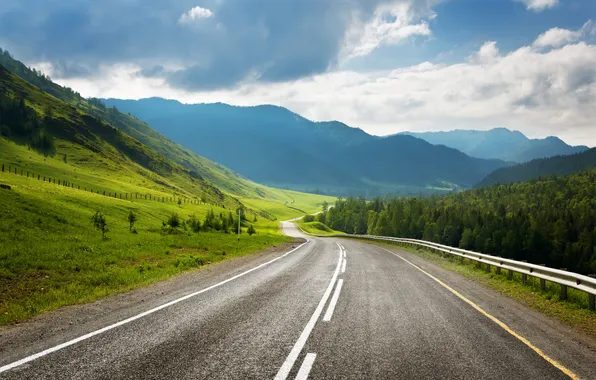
[496,266,501,275]
[522,273,528,285]
[589,294,595,311]
[486,264,491,273]
[560,285,568,300]
[507,270,513,280]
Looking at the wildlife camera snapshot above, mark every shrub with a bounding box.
[166,213,181,230]
[91,211,109,239]
[247,225,256,236]
[303,214,315,223]
[188,214,201,233]
[128,210,138,232]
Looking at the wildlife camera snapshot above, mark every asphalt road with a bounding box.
[1,222,595,379]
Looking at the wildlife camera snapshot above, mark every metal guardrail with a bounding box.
[322,233,596,310]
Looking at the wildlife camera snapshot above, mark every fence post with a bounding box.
[560,285,568,300]
[38,174,40,180]
[26,172,29,178]
[1,164,3,172]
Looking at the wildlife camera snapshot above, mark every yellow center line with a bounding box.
[375,245,580,380]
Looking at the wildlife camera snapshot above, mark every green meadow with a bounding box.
[0,141,332,325]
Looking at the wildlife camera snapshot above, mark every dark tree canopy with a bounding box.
[324,171,596,274]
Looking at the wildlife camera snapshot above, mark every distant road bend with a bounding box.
[1,222,595,379]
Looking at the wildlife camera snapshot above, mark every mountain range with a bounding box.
[105,98,506,196]
[401,128,588,163]
[478,148,596,187]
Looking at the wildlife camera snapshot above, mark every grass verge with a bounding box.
[297,221,344,236]
[0,171,297,325]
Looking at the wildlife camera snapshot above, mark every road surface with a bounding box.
[1,222,595,379]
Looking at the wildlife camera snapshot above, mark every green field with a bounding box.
[297,221,343,236]
[0,161,332,325]
[0,58,336,325]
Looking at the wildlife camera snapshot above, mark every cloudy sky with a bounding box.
[1,0,595,146]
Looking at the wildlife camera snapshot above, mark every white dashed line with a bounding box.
[274,244,343,380]
[323,279,344,322]
[295,353,317,380]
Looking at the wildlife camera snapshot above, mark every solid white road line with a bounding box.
[341,258,346,273]
[0,239,312,374]
[323,279,344,322]
[343,250,346,258]
[274,244,343,380]
[295,353,317,380]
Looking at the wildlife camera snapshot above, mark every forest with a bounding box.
[0,91,56,155]
[317,170,596,274]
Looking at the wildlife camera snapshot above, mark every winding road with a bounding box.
[1,222,595,379]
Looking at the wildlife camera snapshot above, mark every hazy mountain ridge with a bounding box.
[478,148,596,187]
[105,97,506,195]
[401,128,588,162]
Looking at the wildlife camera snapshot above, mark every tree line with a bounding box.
[317,170,596,274]
[0,92,56,155]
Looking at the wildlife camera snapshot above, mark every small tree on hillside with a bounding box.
[91,211,109,239]
[247,225,256,236]
[128,210,138,232]
[188,214,201,233]
[167,213,181,231]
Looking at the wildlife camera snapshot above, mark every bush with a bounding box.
[188,214,201,233]
[247,225,256,236]
[128,210,138,232]
[91,211,108,239]
[303,214,315,223]
[166,213,181,230]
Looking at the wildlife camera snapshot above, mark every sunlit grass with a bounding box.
[0,170,296,325]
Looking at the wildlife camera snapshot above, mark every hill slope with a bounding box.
[402,128,588,162]
[105,98,506,195]
[0,49,284,200]
[478,148,596,187]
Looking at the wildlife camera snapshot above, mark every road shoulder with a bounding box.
[0,239,303,364]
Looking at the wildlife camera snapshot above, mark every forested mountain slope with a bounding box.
[320,170,596,274]
[106,98,506,195]
[0,64,240,209]
[478,148,596,187]
[0,48,280,200]
[402,128,588,162]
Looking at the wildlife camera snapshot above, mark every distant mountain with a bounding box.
[0,63,241,209]
[0,49,280,200]
[478,148,596,187]
[401,128,588,163]
[106,98,506,195]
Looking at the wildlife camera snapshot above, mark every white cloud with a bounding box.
[514,0,558,12]
[533,28,581,49]
[44,24,596,147]
[341,1,434,61]
[533,20,595,49]
[178,6,213,24]
[469,41,501,65]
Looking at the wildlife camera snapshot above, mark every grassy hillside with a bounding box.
[0,48,295,201]
[478,148,596,187]
[0,55,335,325]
